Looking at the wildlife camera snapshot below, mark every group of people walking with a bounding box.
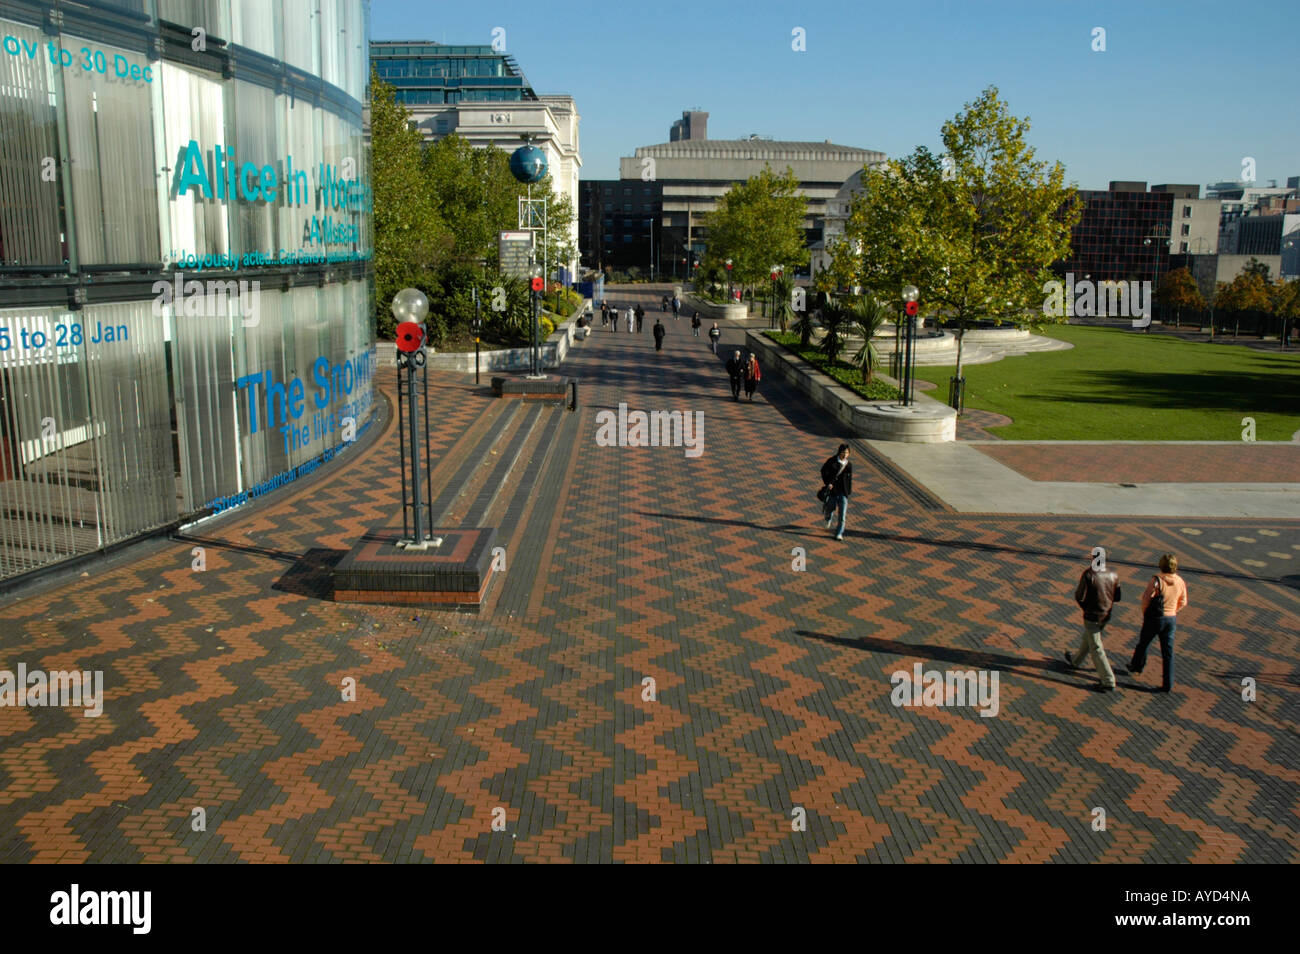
[724,349,761,402]
[1067,550,1187,692]
[600,301,648,333]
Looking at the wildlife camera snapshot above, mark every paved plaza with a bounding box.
[1,290,1297,863]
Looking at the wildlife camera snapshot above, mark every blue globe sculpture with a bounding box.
[509,144,548,184]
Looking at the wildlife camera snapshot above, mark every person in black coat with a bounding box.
[820,444,852,540]
[653,319,666,351]
[724,350,744,400]
[635,304,646,332]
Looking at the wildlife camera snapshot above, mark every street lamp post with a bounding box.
[392,288,440,550]
[1144,231,1171,334]
[529,262,543,378]
[901,285,919,407]
[769,265,783,329]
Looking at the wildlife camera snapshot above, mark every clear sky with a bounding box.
[370,0,1298,191]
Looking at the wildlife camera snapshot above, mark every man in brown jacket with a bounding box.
[1064,547,1121,692]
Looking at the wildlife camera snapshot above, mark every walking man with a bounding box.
[1064,548,1121,692]
[635,304,646,333]
[820,444,852,541]
[672,295,681,319]
[1126,552,1188,692]
[708,322,721,354]
[692,313,702,337]
[625,305,634,333]
[653,318,666,352]
[601,301,609,326]
[725,349,744,400]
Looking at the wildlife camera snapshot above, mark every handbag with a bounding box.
[816,486,830,503]
[1144,575,1165,620]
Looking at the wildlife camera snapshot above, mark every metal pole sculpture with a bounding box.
[392,288,441,550]
[901,285,920,407]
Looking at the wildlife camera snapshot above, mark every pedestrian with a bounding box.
[819,444,852,541]
[743,352,761,401]
[1064,549,1121,692]
[601,301,609,326]
[653,318,666,351]
[625,305,634,333]
[610,306,619,332]
[692,313,702,337]
[1126,553,1188,692]
[725,349,744,401]
[708,322,721,354]
[662,294,669,313]
[636,304,646,333]
[672,295,680,319]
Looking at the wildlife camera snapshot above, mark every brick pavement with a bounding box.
[0,286,1297,863]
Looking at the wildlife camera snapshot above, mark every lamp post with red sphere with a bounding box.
[901,285,920,407]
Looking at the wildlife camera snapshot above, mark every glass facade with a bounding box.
[370,41,537,106]
[0,0,375,582]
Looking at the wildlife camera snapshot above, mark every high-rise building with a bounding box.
[368,41,581,277]
[1057,182,1173,286]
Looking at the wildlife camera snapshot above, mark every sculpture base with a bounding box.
[333,526,499,611]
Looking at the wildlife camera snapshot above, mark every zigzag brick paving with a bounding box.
[0,304,1296,863]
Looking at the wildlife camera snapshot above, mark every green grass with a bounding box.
[765,332,901,402]
[910,324,1300,440]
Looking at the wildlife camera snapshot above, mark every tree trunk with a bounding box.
[954,321,966,382]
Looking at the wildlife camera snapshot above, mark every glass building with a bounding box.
[370,41,536,106]
[0,0,375,583]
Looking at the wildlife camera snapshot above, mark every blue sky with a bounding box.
[371,0,1298,191]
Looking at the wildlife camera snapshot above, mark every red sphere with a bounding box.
[396,321,425,353]
[904,300,919,317]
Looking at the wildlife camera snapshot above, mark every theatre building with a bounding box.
[0,0,376,584]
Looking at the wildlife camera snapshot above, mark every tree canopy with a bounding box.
[700,166,809,287]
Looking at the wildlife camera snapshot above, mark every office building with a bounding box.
[369,41,580,277]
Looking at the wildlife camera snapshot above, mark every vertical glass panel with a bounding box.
[62,34,161,266]
[229,79,277,257]
[0,306,94,575]
[231,283,288,485]
[0,18,63,268]
[233,0,277,58]
[159,61,228,261]
[171,284,240,511]
[81,300,175,540]
[158,0,230,40]
[282,0,319,75]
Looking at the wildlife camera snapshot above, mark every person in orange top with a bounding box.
[1126,552,1188,692]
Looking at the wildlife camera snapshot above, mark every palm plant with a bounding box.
[772,273,796,332]
[791,302,817,348]
[848,294,889,384]
[818,299,849,365]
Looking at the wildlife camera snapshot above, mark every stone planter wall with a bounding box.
[746,331,956,443]
[686,294,749,322]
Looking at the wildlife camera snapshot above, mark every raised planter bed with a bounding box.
[747,331,956,443]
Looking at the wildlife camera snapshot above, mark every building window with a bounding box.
[623,188,631,196]
[623,203,631,212]
[1180,242,1188,252]
[1181,224,1190,236]
[1183,205,1192,217]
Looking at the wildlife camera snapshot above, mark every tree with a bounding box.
[847,295,889,384]
[1242,257,1272,282]
[1156,267,1205,328]
[1270,279,1300,346]
[701,166,809,297]
[369,72,449,340]
[1215,271,1272,313]
[826,86,1081,387]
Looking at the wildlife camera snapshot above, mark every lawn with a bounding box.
[910,324,1300,440]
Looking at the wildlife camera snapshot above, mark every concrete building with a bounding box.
[1151,184,1219,256]
[369,41,581,277]
[579,180,665,275]
[613,111,885,274]
[810,168,872,282]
